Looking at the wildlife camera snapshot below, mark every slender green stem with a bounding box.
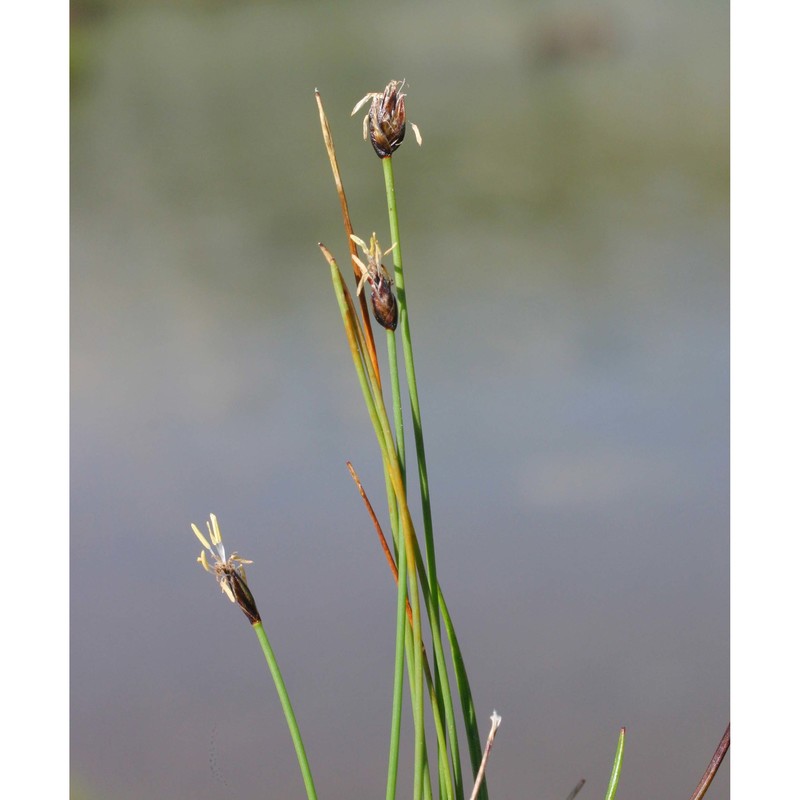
[422,641,456,800]
[384,325,407,800]
[439,589,486,800]
[383,513,457,800]
[402,617,437,800]
[365,515,483,800]
[378,530,483,800]
[400,607,455,800]
[320,93,484,800]
[251,621,318,800]
[382,155,464,800]
[385,486,406,800]
[406,537,470,800]
[386,330,406,477]
[382,157,438,608]
[374,471,457,800]
[383,206,414,800]
[323,247,426,800]
[603,728,626,800]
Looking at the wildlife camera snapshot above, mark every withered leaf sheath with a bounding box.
[223,566,261,624]
[368,81,407,158]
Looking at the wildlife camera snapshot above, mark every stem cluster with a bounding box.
[317,86,489,800]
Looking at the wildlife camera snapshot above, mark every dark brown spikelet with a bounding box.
[224,567,261,624]
[368,81,407,158]
[370,276,398,330]
[351,232,400,329]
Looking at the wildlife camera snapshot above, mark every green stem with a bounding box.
[382,155,464,800]
[384,325,407,800]
[385,479,406,800]
[403,617,436,800]
[603,728,626,800]
[378,504,483,800]
[324,248,426,800]
[382,157,438,607]
[386,330,406,477]
[439,589,487,800]
[385,515,456,800]
[252,621,318,800]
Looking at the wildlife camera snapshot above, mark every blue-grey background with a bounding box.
[71,1,729,798]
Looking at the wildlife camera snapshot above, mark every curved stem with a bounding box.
[688,723,730,800]
[603,728,626,800]
[252,621,318,800]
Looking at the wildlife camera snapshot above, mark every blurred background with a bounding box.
[71,1,729,798]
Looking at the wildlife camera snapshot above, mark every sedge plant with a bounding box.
[191,514,319,800]
[318,80,492,800]
[187,78,729,800]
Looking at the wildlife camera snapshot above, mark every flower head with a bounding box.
[350,232,398,330]
[192,513,260,624]
[352,80,422,158]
